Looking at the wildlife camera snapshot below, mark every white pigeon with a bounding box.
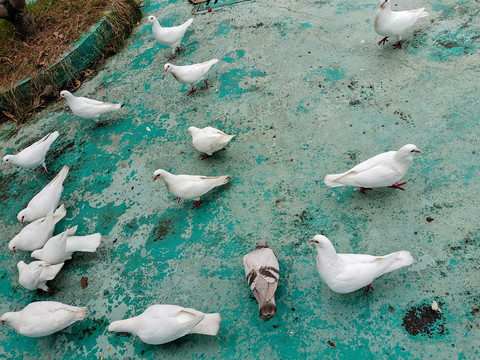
[243,239,280,319]
[17,165,69,224]
[164,59,219,95]
[309,235,413,293]
[374,0,429,49]
[108,304,221,345]
[188,126,236,160]
[3,131,60,174]
[9,205,66,253]
[31,225,102,264]
[17,261,64,292]
[148,16,193,60]
[153,169,230,210]
[0,301,87,337]
[324,144,421,193]
[59,90,123,124]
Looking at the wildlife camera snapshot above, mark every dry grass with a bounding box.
[0,0,112,88]
[0,0,140,127]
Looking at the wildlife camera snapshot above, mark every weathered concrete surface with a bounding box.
[0,0,479,358]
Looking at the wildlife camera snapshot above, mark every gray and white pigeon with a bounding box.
[9,205,66,252]
[309,235,413,293]
[164,59,219,95]
[59,90,123,124]
[17,165,69,224]
[1,301,87,337]
[188,126,236,160]
[243,239,280,319]
[374,0,429,49]
[17,261,64,292]
[153,169,230,209]
[31,225,102,264]
[148,15,193,60]
[3,131,60,174]
[108,304,221,345]
[324,144,421,193]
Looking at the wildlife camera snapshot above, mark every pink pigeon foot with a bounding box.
[172,197,181,203]
[191,200,202,210]
[41,167,48,175]
[378,37,388,46]
[393,40,403,49]
[391,181,407,190]
[365,284,374,294]
[200,153,211,160]
[204,79,211,87]
[187,87,196,96]
[168,54,176,61]
[360,187,373,194]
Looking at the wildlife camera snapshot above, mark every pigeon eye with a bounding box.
[411,149,415,152]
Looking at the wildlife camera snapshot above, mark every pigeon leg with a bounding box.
[393,40,403,49]
[204,79,211,88]
[191,200,202,210]
[187,87,196,96]
[172,197,181,203]
[360,187,373,194]
[364,284,374,294]
[168,54,176,61]
[391,182,407,190]
[377,37,388,46]
[41,165,48,175]
[200,153,211,160]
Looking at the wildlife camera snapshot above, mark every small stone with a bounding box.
[426,216,434,222]
[388,306,395,312]
[81,277,88,289]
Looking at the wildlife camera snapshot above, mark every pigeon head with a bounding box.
[153,169,168,182]
[0,313,12,325]
[8,238,17,251]
[309,235,332,247]
[396,144,421,161]
[17,210,28,225]
[59,90,72,100]
[256,238,268,248]
[2,155,12,166]
[164,63,172,73]
[148,15,156,25]
[380,0,389,9]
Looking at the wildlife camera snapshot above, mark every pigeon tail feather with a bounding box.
[74,307,88,321]
[259,301,277,319]
[53,204,67,224]
[324,173,349,187]
[191,313,221,335]
[66,233,102,253]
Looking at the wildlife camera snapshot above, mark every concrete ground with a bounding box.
[1,0,480,358]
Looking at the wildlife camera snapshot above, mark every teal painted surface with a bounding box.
[1,0,480,359]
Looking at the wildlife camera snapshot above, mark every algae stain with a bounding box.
[215,22,234,36]
[151,217,175,242]
[222,49,245,64]
[218,68,266,99]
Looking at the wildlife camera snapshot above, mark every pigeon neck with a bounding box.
[315,243,341,268]
[110,317,138,332]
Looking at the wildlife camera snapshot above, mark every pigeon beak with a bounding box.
[13,247,16,254]
[153,175,158,182]
[20,217,24,225]
[415,150,421,153]
[164,68,168,73]
[309,239,318,243]
[1,320,5,325]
